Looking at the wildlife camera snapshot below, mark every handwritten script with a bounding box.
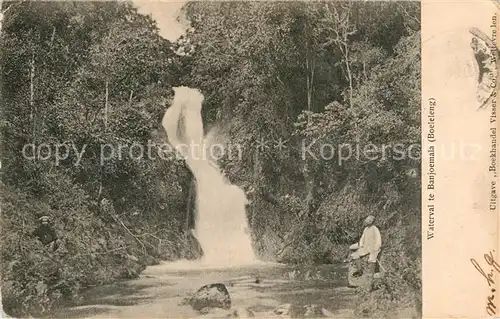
[471,250,500,316]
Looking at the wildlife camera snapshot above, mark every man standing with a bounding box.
[350,215,382,277]
[33,216,59,251]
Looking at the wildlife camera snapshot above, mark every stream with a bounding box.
[50,88,362,319]
[53,262,359,318]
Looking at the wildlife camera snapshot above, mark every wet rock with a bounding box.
[321,308,335,318]
[140,254,159,266]
[199,307,210,314]
[273,303,292,316]
[347,260,374,289]
[121,258,146,279]
[272,303,303,318]
[126,254,139,262]
[187,283,231,311]
[354,301,373,318]
[232,307,255,318]
[303,304,325,317]
[182,230,204,260]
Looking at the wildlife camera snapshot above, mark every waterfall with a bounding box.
[162,86,256,266]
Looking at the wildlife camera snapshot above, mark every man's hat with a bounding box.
[39,216,50,223]
[364,215,375,224]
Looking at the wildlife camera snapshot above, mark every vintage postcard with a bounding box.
[0,0,497,318]
[422,0,500,317]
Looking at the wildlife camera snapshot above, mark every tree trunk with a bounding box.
[0,0,4,36]
[50,26,56,46]
[344,42,353,107]
[343,42,360,143]
[104,80,109,130]
[306,72,311,113]
[97,80,109,204]
[304,44,317,216]
[128,90,134,108]
[251,146,260,230]
[30,51,35,142]
[310,55,315,112]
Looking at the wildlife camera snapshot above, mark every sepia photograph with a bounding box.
[420,1,500,317]
[0,1,421,318]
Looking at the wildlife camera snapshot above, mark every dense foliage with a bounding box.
[0,1,195,316]
[177,1,421,316]
[1,1,421,317]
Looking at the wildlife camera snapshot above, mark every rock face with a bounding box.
[178,230,203,260]
[187,283,231,311]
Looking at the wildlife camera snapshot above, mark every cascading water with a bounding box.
[162,86,256,266]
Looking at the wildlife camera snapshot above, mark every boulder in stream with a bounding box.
[186,283,231,311]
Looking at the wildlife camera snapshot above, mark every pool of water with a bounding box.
[52,261,359,318]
